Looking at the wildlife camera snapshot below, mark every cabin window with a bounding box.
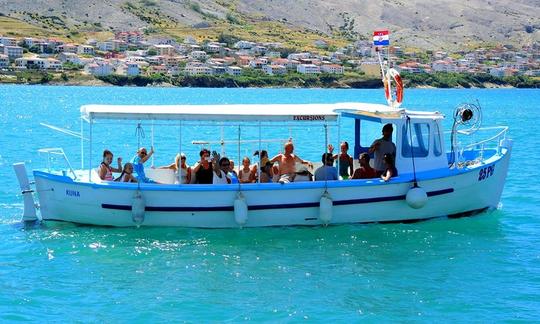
[402,123,430,158]
[433,123,443,157]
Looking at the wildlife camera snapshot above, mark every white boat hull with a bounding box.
[33,148,511,228]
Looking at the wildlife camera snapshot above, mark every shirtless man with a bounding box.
[270,142,312,183]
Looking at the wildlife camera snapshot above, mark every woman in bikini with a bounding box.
[98,149,122,181]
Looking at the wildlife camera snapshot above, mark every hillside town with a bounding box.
[1,30,539,83]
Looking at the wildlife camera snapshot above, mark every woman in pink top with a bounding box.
[99,149,122,181]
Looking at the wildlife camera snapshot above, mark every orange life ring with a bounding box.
[384,68,404,108]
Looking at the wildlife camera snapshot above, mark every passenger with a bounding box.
[352,153,378,179]
[259,162,274,183]
[115,162,138,183]
[369,123,396,176]
[227,160,239,184]
[213,155,231,184]
[99,149,122,181]
[381,153,398,182]
[158,153,191,184]
[314,153,338,181]
[131,147,157,183]
[192,149,214,184]
[239,157,256,183]
[328,142,354,179]
[229,160,238,177]
[270,142,312,183]
[251,150,269,177]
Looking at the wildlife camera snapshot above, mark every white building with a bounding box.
[249,58,268,69]
[205,43,221,53]
[234,41,256,49]
[297,64,320,74]
[263,64,287,75]
[321,64,344,74]
[184,62,211,75]
[85,61,114,76]
[432,60,458,73]
[56,44,78,54]
[226,66,242,76]
[97,40,127,52]
[4,46,23,60]
[78,45,95,56]
[153,44,175,56]
[0,54,10,69]
[189,50,208,61]
[116,62,140,76]
[59,52,82,65]
[0,37,17,46]
[46,59,62,71]
[14,57,60,70]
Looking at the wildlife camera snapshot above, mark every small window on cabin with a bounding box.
[433,123,443,157]
[402,123,430,158]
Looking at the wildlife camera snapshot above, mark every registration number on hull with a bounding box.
[478,165,495,181]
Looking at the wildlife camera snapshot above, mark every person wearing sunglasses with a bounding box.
[130,146,156,183]
[213,154,231,184]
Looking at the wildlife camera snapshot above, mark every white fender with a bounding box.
[132,190,145,226]
[406,185,428,209]
[13,163,38,222]
[319,192,333,224]
[234,192,248,226]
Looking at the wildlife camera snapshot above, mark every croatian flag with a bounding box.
[373,30,390,46]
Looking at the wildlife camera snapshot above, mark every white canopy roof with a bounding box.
[80,102,442,123]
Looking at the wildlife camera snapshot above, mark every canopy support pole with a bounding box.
[354,119,361,160]
[80,117,84,169]
[151,120,155,167]
[336,117,341,178]
[179,120,182,185]
[88,118,93,182]
[237,125,241,187]
[258,122,262,183]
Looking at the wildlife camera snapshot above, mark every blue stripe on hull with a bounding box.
[101,188,454,212]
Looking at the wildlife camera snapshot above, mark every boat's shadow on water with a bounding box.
[15,208,507,250]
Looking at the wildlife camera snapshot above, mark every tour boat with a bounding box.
[13,98,512,228]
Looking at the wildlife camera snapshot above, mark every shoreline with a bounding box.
[0,71,538,89]
[0,80,530,89]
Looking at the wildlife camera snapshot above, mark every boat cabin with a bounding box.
[338,102,448,176]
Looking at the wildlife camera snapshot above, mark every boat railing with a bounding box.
[447,126,509,162]
[37,147,77,180]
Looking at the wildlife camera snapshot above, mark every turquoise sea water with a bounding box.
[0,85,539,321]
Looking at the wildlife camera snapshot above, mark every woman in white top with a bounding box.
[213,156,231,184]
[158,153,192,184]
[239,157,256,183]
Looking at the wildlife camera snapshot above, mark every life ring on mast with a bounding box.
[384,68,404,108]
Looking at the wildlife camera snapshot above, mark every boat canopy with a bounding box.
[80,102,443,123]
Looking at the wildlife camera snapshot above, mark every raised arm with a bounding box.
[140,147,154,163]
[110,157,123,173]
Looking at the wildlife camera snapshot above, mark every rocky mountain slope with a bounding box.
[0,0,538,49]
